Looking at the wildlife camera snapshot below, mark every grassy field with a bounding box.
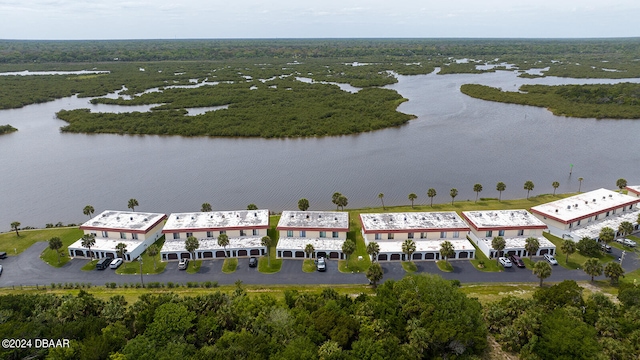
[302,259,316,273]
[222,258,237,273]
[81,259,98,271]
[401,261,417,273]
[114,237,167,275]
[186,260,202,274]
[437,260,454,272]
[0,227,82,263]
[543,232,615,270]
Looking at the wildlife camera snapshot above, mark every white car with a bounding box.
[622,239,637,247]
[498,257,512,268]
[543,253,558,265]
[109,258,123,269]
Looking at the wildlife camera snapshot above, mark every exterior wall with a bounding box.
[167,228,265,240]
[276,249,345,260]
[468,228,542,239]
[533,204,636,231]
[84,219,165,242]
[280,230,346,240]
[362,230,467,242]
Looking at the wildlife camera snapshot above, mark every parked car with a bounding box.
[600,243,612,253]
[498,257,512,268]
[543,253,558,265]
[0,264,3,276]
[622,239,637,247]
[248,257,258,268]
[316,257,326,272]
[109,258,123,269]
[509,254,525,268]
[178,258,189,270]
[0,251,7,259]
[96,258,112,270]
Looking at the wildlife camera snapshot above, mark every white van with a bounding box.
[109,258,123,269]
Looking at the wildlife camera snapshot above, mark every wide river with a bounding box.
[2,69,640,231]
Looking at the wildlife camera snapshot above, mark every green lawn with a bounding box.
[543,232,615,269]
[114,237,167,275]
[186,260,202,274]
[81,260,98,271]
[302,259,316,273]
[468,240,502,272]
[222,258,237,273]
[258,219,283,274]
[0,227,82,256]
[401,261,417,273]
[437,260,454,272]
[38,228,85,267]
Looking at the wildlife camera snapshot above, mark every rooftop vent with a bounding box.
[102,214,107,217]
[555,209,558,213]
[593,199,596,202]
[254,213,257,217]
[334,217,338,221]
[603,196,606,200]
[609,194,613,198]
[585,201,588,205]
[221,215,225,218]
[116,217,120,220]
[210,215,213,219]
[236,214,239,217]
[422,217,426,220]
[319,215,322,218]
[176,216,179,219]
[404,217,407,221]
[130,217,133,221]
[291,215,294,218]
[306,215,310,219]
[567,205,571,210]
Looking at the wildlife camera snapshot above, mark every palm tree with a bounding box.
[261,236,272,267]
[366,242,380,262]
[599,226,615,245]
[473,183,483,203]
[524,237,540,259]
[618,221,634,239]
[378,193,385,210]
[298,198,310,211]
[366,263,383,288]
[146,244,159,270]
[491,236,506,263]
[604,262,624,285]
[408,193,417,208]
[524,181,534,199]
[616,178,627,193]
[533,261,552,287]
[552,181,560,196]
[496,182,506,202]
[217,233,230,257]
[449,188,458,205]
[10,221,20,237]
[427,188,437,207]
[201,203,212,212]
[342,239,356,267]
[81,233,96,259]
[49,237,63,265]
[578,177,584,193]
[440,240,455,263]
[583,258,603,283]
[185,236,200,267]
[115,243,128,259]
[247,204,258,210]
[127,198,139,211]
[304,244,315,259]
[336,195,348,210]
[401,239,416,261]
[561,239,576,263]
[332,192,342,210]
[83,205,95,219]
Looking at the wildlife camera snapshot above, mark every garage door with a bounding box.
[180,253,190,259]
[202,251,213,258]
[167,253,178,260]
[390,254,401,261]
[283,251,292,258]
[250,249,260,255]
[238,250,248,256]
[216,251,226,258]
[329,252,340,259]
[295,251,305,258]
[412,253,422,260]
[426,253,435,259]
[378,254,388,261]
[459,251,468,258]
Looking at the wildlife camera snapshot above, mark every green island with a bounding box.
[461,83,640,119]
[0,124,17,134]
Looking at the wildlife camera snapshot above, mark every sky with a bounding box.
[0,0,639,40]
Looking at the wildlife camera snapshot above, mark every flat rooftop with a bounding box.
[277,211,349,230]
[530,188,639,223]
[68,238,146,252]
[473,235,555,250]
[276,238,345,251]
[462,210,547,230]
[80,210,166,232]
[569,208,640,240]
[163,210,269,231]
[360,212,469,232]
[626,185,640,196]
[161,237,264,252]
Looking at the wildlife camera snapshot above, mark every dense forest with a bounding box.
[1,276,639,360]
[460,83,640,119]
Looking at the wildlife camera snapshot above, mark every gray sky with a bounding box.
[1,0,638,40]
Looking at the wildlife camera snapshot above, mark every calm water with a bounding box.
[2,70,640,231]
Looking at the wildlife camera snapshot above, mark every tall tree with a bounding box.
[561,239,576,263]
[408,193,417,208]
[533,260,552,287]
[304,244,315,259]
[402,239,416,261]
[618,221,634,239]
[366,241,380,262]
[449,188,458,205]
[217,233,230,257]
[491,236,506,263]
[524,237,540,259]
[427,188,437,207]
[146,244,159,270]
[298,198,310,211]
[49,237,63,265]
[378,193,385,210]
[10,221,20,237]
[201,203,212,212]
[440,240,455,263]
[127,198,139,211]
[552,181,560,195]
[524,180,535,199]
[81,233,96,259]
[185,236,200,267]
[261,236,272,267]
[366,263,383,288]
[332,192,342,210]
[115,243,127,259]
[247,204,258,210]
[599,226,615,245]
[578,177,584,193]
[616,178,627,192]
[336,195,348,210]
[604,262,624,285]
[473,183,483,203]
[342,239,356,266]
[496,182,506,202]
[83,205,95,219]
[583,258,603,283]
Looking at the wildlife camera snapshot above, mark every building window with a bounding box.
[287,230,293,237]
[577,220,581,226]
[498,230,505,236]
[240,230,246,237]
[612,209,616,214]
[300,231,306,237]
[253,229,259,236]
[320,231,326,238]
[420,232,426,239]
[453,231,459,238]
[173,233,180,240]
[332,231,339,238]
[375,233,381,240]
[186,232,193,238]
[388,233,394,240]
[440,231,447,238]
[606,211,610,217]
[206,231,213,238]
[588,217,592,223]
[220,230,226,235]
[517,229,524,236]
[485,230,493,237]
[408,232,414,239]
[569,223,573,228]
[120,232,126,239]
[132,233,138,240]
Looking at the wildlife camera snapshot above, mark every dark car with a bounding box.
[509,254,525,268]
[96,258,112,270]
[0,251,7,259]
[248,257,258,268]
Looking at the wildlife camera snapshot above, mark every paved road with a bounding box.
[0,242,637,288]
